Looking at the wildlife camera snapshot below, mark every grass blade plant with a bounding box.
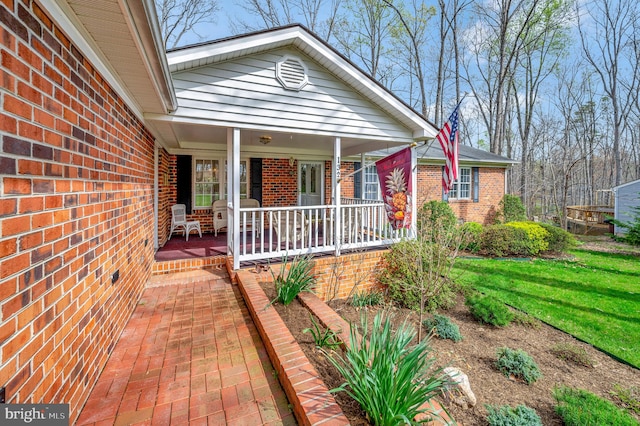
[324,311,447,425]
[271,254,316,305]
[554,386,639,426]
[302,314,341,350]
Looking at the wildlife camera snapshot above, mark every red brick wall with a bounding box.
[0,1,155,421]
[312,250,387,300]
[261,158,298,207]
[415,165,504,224]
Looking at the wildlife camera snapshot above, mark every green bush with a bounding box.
[486,404,542,426]
[496,347,542,385]
[325,311,448,425]
[480,225,530,257]
[351,290,383,307]
[272,254,316,305]
[495,194,527,224]
[554,386,639,426]
[608,201,640,246]
[538,222,577,252]
[423,314,462,342]
[417,200,457,242]
[461,221,483,252]
[465,294,514,326]
[504,222,550,255]
[378,239,456,312]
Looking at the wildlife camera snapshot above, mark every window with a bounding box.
[449,167,471,199]
[194,159,220,208]
[193,158,248,209]
[364,165,380,200]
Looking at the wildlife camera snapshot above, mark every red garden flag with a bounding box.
[436,102,462,194]
[376,147,412,230]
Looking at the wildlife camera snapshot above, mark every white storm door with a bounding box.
[299,161,323,206]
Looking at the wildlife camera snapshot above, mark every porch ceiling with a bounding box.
[147,120,406,158]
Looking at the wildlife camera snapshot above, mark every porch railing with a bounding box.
[233,202,409,263]
[566,205,614,225]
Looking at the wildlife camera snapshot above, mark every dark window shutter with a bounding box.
[250,158,263,204]
[354,162,362,198]
[176,155,192,214]
[473,167,479,203]
[441,166,448,202]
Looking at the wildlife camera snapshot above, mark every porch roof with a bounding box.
[148,25,438,157]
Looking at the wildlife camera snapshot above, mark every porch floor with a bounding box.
[155,233,228,262]
[76,269,294,425]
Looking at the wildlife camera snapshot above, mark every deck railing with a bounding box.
[233,202,409,263]
[566,205,614,225]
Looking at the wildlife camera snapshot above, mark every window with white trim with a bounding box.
[193,158,248,209]
[449,167,471,199]
[364,165,380,200]
[194,159,220,208]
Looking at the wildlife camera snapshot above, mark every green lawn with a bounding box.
[453,249,640,368]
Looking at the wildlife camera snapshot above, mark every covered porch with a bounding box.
[149,26,438,270]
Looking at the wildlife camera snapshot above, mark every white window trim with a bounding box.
[448,167,472,200]
[192,157,249,209]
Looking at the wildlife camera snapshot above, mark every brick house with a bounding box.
[0,0,513,421]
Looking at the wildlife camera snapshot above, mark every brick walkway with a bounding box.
[76,269,294,425]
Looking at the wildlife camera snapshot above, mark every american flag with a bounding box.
[436,102,462,194]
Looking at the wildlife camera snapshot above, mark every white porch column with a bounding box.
[411,145,418,235]
[334,137,341,256]
[228,128,241,270]
[360,152,366,200]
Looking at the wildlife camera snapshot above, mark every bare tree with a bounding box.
[155,0,220,48]
[234,0,342,40]
[578,0,640,186]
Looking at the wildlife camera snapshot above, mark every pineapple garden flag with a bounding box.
[375,147,412,230]
[436,101,462,194]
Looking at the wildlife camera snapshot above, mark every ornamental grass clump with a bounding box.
[351,290,383,307]
[325,311,448,425]
[496,347,542,385]
[423,314,462,342]
[271,254,315,305]
[486,404,542,426]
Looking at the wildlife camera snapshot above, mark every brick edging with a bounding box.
[235,270,349,426]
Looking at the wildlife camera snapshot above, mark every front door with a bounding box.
[299,161,323,206]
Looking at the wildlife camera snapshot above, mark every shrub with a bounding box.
[417,200,457,242]
[378,239,456,312]
[496,347,542,385]
[486,404,542,426]
[551,343,594,368]
[325,311,448,425]
[351,290,383,307]
[608,201,640,246]
[554,386,638,426]
[538,222,577,253]
[480,225,530,257]
[423,314,462,342]
[495,194,527,224]
[271,254,316,305]
[461,221,483,252]
[465,294,514,326]
[302,314,341,350]
[504,222,550,255]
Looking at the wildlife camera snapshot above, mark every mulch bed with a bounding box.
[259,272,640,425]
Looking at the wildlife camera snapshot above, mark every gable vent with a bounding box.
[276,56,309,91]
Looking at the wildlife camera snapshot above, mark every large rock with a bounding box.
[442,367,477,409]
